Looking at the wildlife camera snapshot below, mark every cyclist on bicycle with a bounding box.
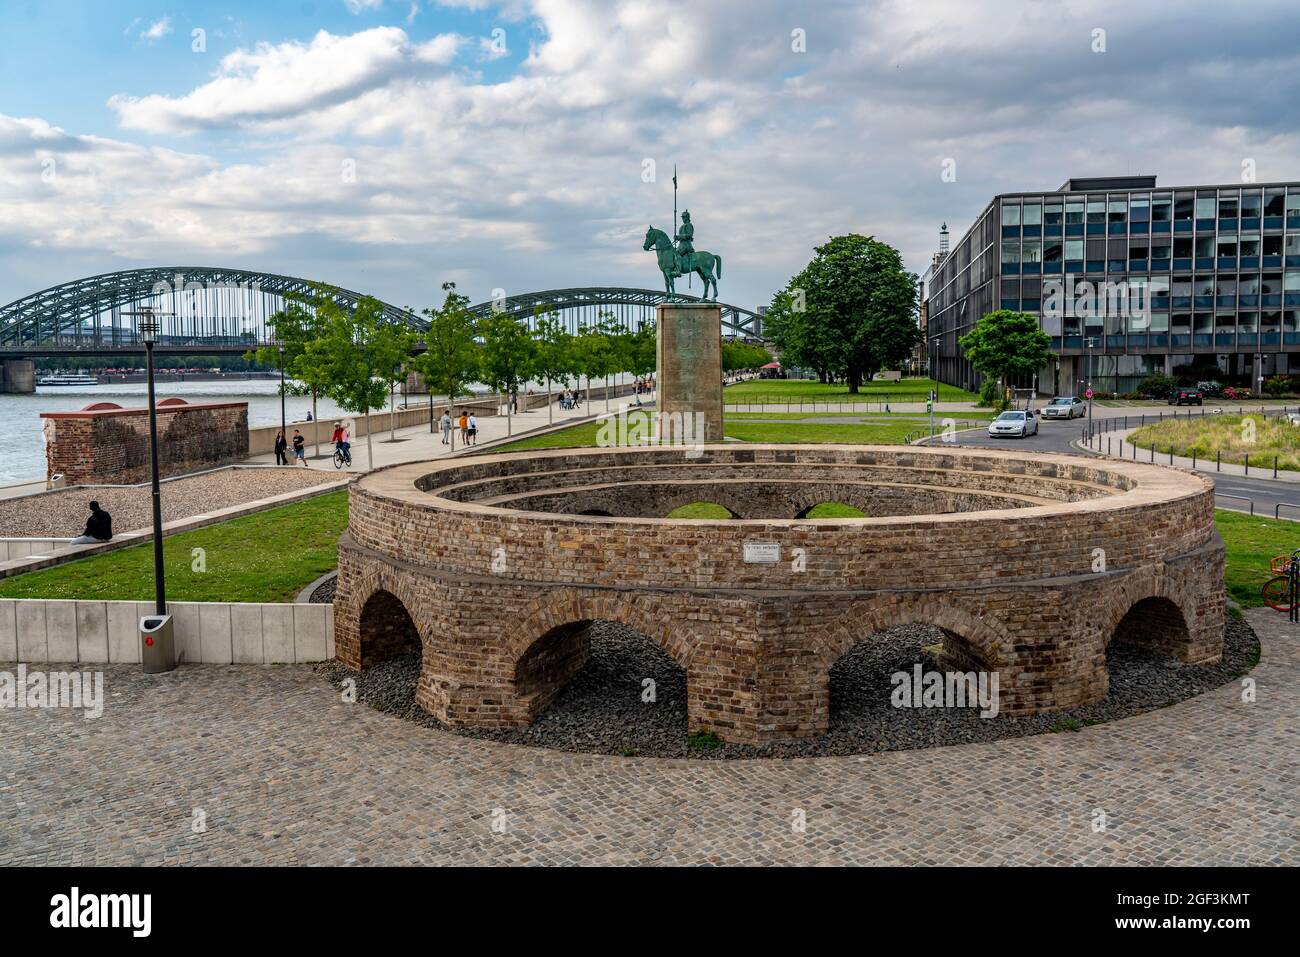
[331,421,351,465]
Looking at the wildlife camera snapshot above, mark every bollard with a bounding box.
[1108,438,1112,456]
[1170,446,1174,465]
[1217,450,1221,472]
[1276,456,1279,479]
[1245,452,1250,475]
[1192,450,1197,470]
[1151,444,1155,462]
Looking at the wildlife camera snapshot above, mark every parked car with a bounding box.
[1168,387,1203,406]
[1041,396,1085,419]
[988,410,1039,438]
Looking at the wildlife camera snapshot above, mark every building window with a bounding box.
[1130,198,1150,222]
[1023,203,1042,226]
[1194,196,1216,219]
[1087,200,1106,223]
[1265,189,1286,217]
[1044,203,1063,226]
[1241,191,1262,220]
[1152,197,1172,222]
[1066,201,1085,224]
[1065,239,1084,261]
[1002,204,1021,226]
[1174,195,1194,221]
[1151,240,1172,260]
[1218,193,1239,218]
[1108,199,1127,224]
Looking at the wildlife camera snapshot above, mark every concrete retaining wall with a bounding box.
[0,539,74,561]
[0,598,334,665]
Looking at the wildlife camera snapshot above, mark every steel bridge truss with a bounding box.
[0,271,762,356]
[0,266,422,354]
[466,287,762,338]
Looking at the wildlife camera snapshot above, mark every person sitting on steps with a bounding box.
[70,500,112,545]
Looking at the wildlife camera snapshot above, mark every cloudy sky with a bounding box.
[2,0,1299,313]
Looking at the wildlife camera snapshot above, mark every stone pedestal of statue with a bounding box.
[655,301,723,443]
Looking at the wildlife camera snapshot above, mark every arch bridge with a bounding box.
[0,266,422,358]
[466,287,762,338]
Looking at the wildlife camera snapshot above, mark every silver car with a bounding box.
[1041,396,1085,419]
[988,410,1039,438]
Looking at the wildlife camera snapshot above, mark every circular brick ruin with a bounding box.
[332,445,1225,745]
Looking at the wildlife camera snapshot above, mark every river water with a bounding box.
[0,379,357,484]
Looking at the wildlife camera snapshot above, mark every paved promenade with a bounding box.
[2,608,1293,865]
[243,400,612,472]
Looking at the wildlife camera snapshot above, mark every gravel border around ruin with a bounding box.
[316,616,1261,760]
[0,467,340,537]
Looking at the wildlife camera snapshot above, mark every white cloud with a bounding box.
[6,0,1300,314]
[108,27,463,134]
[141,17,173,41]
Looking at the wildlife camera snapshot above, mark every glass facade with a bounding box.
[927,177,1300,394]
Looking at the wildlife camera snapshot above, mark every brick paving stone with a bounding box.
[0,607,1294,865]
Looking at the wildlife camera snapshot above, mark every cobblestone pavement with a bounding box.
[1,608,1295,865]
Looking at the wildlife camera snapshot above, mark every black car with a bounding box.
[1168,388,1203,406]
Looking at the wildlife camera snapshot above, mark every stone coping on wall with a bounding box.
[38,398,247,420]
[360,444,1211,526]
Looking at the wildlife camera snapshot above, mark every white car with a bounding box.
[1041,396,1085,419]
[988,410,1039,438]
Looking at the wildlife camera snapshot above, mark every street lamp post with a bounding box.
[138,312,166,615]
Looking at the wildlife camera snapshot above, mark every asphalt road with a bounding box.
[922,408,1300,520]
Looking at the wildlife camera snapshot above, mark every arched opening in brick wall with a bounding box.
[577,508,615,516]
[513,620,686,735]
[794,502,867,519]
[829,623,998,731]
[1106,596,1192,691]
[358,589,421,669]
[665,501,737,519]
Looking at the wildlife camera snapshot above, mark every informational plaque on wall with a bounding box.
[742,541,781,563]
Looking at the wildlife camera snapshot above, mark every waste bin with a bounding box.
[140,614,176,674]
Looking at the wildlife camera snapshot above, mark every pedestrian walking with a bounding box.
[273,429,288,466]
[467,413,478,446]
[458,410,469,444]
[439,410,452,445]
[292,429,307,467]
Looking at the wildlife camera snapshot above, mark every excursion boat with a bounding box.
[37,374,100,387]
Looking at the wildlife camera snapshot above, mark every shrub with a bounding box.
[1264,375,1293,397]
[1137,372,1176,399]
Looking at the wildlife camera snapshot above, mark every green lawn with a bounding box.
[0,489,348,603]
[494,415,973,453]
[1131,413,1300,472]
[725,377,977,402]
[1215,509,1300,608]
[666,501,865,519]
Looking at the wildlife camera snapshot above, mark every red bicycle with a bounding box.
[1261,555,1298,611]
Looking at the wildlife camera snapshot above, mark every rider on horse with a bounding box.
[674,210,695,276]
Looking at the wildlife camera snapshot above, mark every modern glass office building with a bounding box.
[926,175,1300,395]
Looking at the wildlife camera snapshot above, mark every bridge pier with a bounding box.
[1,359,35,393]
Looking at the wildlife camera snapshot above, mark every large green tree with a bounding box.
[766,234,918,391]
[958,309,1052,402]
[477,310,537,436]
[531,306,575,425]
[298,292,407,470]
[247,290,331,458]
[408,282,481,449]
